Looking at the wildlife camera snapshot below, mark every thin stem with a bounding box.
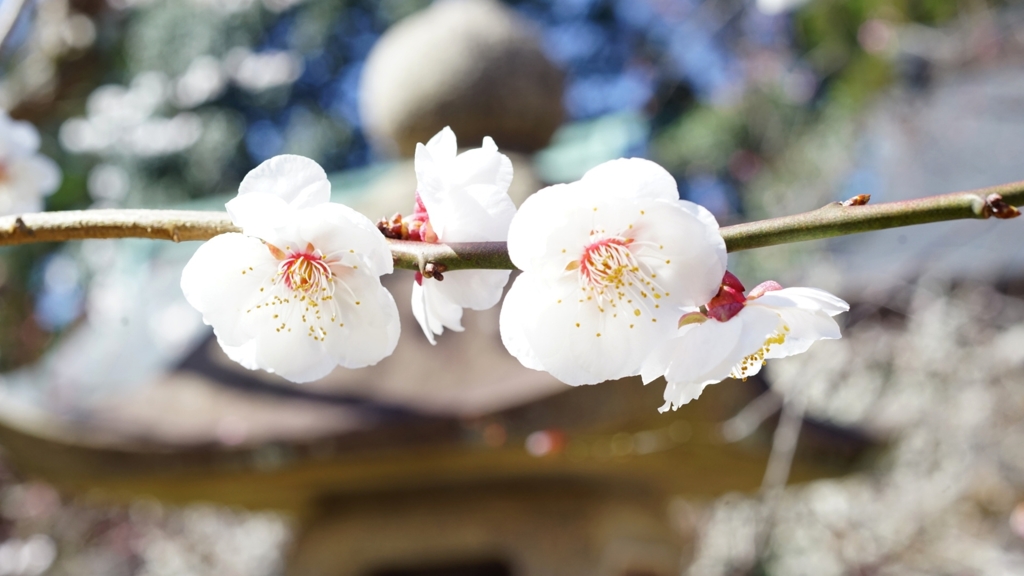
[0,179,1019,269]
[388,239,514,272]
[722,179,1024,251]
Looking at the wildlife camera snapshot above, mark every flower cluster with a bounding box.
[181,127,847,411]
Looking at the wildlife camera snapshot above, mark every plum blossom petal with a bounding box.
[318,270,400,368]
[500,158,728,386]
[414,268,514,343]
[227,155,331,239]
[500,270,659,385]
[212,261,399,382]
[237,154,331,209]
[224,192,295,242]
[180,233,278,346]
[752,287,850,317]
[646,305,780,411]
[414,129,516,242]
[411,278,465,343]
[408,127,516,344]
[579,157,679,203]
[423,125,457,166]
[0,111,62,215]
[761,309,838,360]
[644,275,849,412]
[431,269,512,310]
[497,272,548,372]
[299,202,394,277]
[182,155,400,383]
[506,183,593,278]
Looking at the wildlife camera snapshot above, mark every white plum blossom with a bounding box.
[500,158,727,386]
[0,111,61,215]
[181,155,400,383]
[407,127,516,344]
[642,272,849,412]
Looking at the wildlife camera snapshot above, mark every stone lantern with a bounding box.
[359,0,564,158]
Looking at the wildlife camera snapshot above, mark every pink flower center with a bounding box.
[579,237,633,286]
[242,242,352,343]
[570,235,665,317]
[282,253,332,293]
[268,243,333,295]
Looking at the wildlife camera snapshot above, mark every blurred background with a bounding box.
[0,0,1021,574]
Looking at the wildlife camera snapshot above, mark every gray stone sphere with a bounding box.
[360,0,565,157]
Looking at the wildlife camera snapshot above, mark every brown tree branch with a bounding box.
[0,210,241,245]
[0,179,1019,271]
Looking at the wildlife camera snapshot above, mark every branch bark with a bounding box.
[0,210,241,245]
[0,179,1019,271]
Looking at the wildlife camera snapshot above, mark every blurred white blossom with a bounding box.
[0,111,61,215]
[224,48,303,93]
[0,535,56,576]
[59,73,202,158]
[173,56,227,109]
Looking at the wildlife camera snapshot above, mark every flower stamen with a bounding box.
[245,243,349,342]
[730,329,787,380]
[575,235,665,317]
[279,246,333,295]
